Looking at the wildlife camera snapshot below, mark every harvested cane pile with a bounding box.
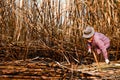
[0,57,102,80]
[0,57,120,80]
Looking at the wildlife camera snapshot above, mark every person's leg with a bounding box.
[104,42,110,64]
[102,49,110,64]
[103,51,108,60]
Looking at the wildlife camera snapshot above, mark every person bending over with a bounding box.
[82,26,110,64]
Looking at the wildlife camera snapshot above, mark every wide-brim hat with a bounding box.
[82,26,95,38]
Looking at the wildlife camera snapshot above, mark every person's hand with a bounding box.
[88,48,91,53]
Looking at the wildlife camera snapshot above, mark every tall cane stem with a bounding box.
[92,51,101,71]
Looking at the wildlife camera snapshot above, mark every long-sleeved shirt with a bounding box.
[88,32,110,59]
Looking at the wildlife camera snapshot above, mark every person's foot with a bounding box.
[105,59,110,64]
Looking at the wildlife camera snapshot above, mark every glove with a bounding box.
[88,48,91,53]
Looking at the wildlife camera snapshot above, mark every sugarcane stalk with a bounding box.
[0,75,41,79]
[92,51,101,71]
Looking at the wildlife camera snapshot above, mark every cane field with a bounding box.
[0,0,120,80]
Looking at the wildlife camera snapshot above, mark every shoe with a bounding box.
[105,59,110,64]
